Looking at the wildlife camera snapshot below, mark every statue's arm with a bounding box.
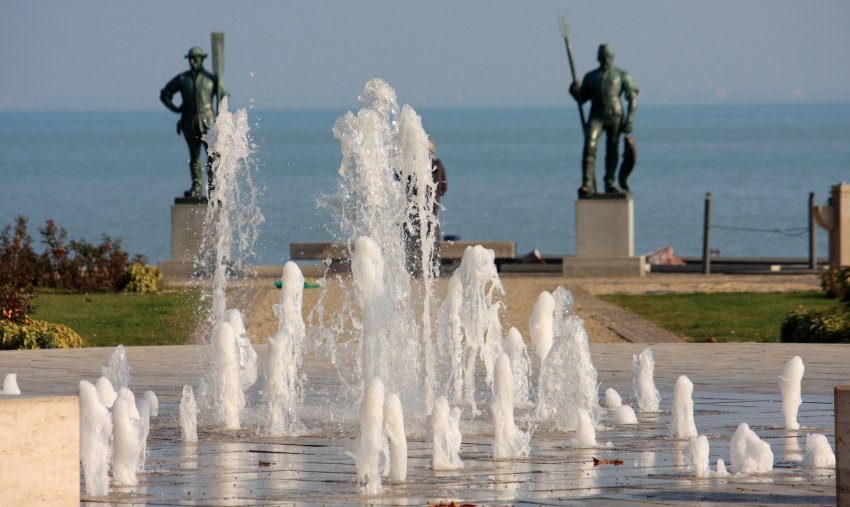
[569,79,586,103]
[159,76,182,114]
[215,77,229,114]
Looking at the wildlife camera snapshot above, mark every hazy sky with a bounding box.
[2,0,849,111]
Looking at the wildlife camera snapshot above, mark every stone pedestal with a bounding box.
[813,182,850,267]
[160,198,208,277]
[837,385,850,506]
[0,395,79,506]
[563,197,646,277]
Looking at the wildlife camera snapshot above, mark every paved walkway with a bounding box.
[1,342,843,506]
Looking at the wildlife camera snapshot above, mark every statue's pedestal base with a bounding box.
[0,395,79,505]
[813,182,850,267]
[159,198,207,278]
[566,197,646,277]
[563,255,647,277]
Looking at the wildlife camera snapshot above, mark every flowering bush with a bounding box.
[0,216,39,324]
[123,263,163,294]
[0,319,85,349]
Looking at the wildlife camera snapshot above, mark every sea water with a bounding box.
[3,104,848,264]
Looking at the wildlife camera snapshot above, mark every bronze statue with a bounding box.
[569,43,638,197]
[160,47,228,199]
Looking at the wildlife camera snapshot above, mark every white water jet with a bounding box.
[438,275,464,404]
[804,433,835,469]
[529,291,555,363]
[117,387,140,420]
[180,385,198,443]
[443,245,505,415]
[632,348,661,412]
[209,320,243,429]
[323,79,438,419]
[351,236,392,388]
[102,344,131,389]
[715,458,730,476]
[573,408,597,448]
[197,97,263,431]
[604,388,622,410]
[729,422,774,474]
[670,375,697,439]
[225,309,258,392]
[111,397,145,486]
[79,380,112,496]
[779,355,804,430]
[537,294,600,431]
[95,377,117,408]
[265,329,297,435]
[383,393,407,482]
[491,353,530,459]
[613,405,638,425]
[137,398,151,470]
[502,327,531,409]
[431,396,463,470]
[144,390,158,417]
[684,435,711,478]
[2,372,20,394]
[353,377,387,495]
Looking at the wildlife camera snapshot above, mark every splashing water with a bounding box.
[491,353,530,459]
[537,288,600,431]
[79,380,112,496]
[352,377,387,496]
[193,97,263,430]
[671,375,697,439]
[102,345,131,390]
[431,396,464,470]
[179,385,198,443]
[318,79,441,420]
[803,433,835,469]
[779,355,804,430]
[730,422,774,474]
[1,372,20,394]
[613,405,638,425]
[632,348,660,412]
[684,435,711,478]
[383,393,408,482]
[604,388,622,410]
[502,327,531,409]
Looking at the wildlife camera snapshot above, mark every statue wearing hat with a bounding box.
[569,43,638,197]
[160,47,228,199]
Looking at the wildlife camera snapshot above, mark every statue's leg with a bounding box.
[203,140,216,198]
[582,120,603,195]
[603,121,621,193]
[185,133,204,198]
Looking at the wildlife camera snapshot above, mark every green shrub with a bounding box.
[0,318,85,349]
[820,266,850,300]
[123,263,163,294]
[781,305,850,343]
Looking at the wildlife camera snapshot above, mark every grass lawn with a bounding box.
[33,289,204,347]
[600,291,840,343]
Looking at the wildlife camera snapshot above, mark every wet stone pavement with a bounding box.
[0,342,842,506]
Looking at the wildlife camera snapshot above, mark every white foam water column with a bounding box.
[779,355,805,430]
[670,375,697,439]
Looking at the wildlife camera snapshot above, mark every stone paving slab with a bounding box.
[0,342,844,506]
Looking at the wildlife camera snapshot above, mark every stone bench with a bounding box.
[289,241,516,273]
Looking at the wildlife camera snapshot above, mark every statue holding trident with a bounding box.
[160,33,228,200]
[558,15,638,198]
